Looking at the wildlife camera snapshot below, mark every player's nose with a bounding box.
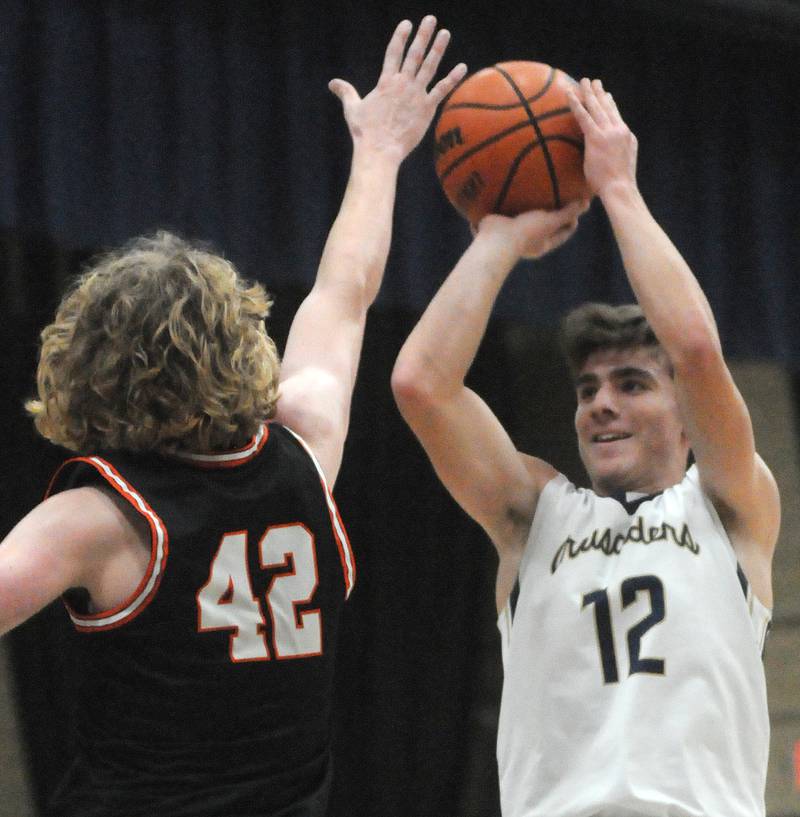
[590,382,619,418]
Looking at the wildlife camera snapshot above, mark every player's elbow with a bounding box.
[391,358,442,419]
[670,326,723,377]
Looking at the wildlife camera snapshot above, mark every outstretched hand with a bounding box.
[475,199,590,260]
[328,16,467,162]
[567,78,638,198]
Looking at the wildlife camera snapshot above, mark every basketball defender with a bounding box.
[0,18,465,817]
[392,78,778,816]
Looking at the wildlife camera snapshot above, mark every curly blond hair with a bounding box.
[27,231,280,454]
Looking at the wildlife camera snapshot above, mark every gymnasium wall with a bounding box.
[0,0,798,361]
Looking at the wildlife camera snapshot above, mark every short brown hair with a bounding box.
[559,302,662,378]
[27,231,280,454]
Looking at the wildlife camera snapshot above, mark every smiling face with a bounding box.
[574,345,690,497]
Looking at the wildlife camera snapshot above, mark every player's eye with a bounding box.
[578,386,596,400]
[621,380,645,393]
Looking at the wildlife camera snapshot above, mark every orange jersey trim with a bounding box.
[46,456,170,632]
[171,424,269,469]
[283,428,356,599]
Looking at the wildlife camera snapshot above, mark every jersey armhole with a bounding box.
[691,467,773,651]
[46,456,170,632]
[497,472,570,631]
[525,472,571,565]
[281,426,356,599]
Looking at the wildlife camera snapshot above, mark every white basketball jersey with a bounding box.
[497,465,771,817]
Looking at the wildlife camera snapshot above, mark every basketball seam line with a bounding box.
[445,98,561,112]
[443,70,560,113]
[436,108,575,184]
[492,65,561,210]
[495,139,554,216]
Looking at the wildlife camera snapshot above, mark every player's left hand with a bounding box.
[567,78,638,198]
[328,15,467,162]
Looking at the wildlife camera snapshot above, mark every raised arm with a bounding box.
[392,205,585,563]
[567,79,779,601]
[274,16,466,486]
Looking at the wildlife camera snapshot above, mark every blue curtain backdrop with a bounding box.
[1,2,799,816]
[1,0,798,363]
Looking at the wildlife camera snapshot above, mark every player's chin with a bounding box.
[587,457,631,493]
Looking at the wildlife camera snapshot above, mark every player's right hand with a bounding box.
[475,199,589,260]
[567,78,638,199]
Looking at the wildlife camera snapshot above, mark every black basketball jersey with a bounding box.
[44,423,355,817]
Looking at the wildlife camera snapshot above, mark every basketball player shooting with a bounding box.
[392,77,779,816]
[0,17,465,817]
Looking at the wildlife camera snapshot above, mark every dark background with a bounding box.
[1,1,799,815]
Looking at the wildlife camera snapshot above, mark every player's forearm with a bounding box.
[601,182,721,363]
[314,145,401,311]
[395,232,519,398]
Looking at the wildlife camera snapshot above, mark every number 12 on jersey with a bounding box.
[582,574,666,684]
[197,524,322,662]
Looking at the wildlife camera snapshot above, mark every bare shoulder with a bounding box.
[753,453,782,547]
[494,452,559,548]
[493,454,559,612]
[519,453,560,492]
[0,486,150,634]
[31,486,126,540]
[707,454,781,555]
[506,453,561,549]
[39,486,149,559]
[49,485,153,611]
[276,370,341,438]
[274,368,347,485]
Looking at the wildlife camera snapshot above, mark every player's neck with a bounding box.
[592,468,687,499]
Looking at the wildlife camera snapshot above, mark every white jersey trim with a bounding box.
[61,456,169,630]
[691,466,773,650]
[172,424,268,467]
[748,588,772,655]
[284,427,356,599]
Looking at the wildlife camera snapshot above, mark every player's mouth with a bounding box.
[591,432,632,443]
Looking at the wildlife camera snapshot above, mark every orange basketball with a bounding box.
[433,61,590,224]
